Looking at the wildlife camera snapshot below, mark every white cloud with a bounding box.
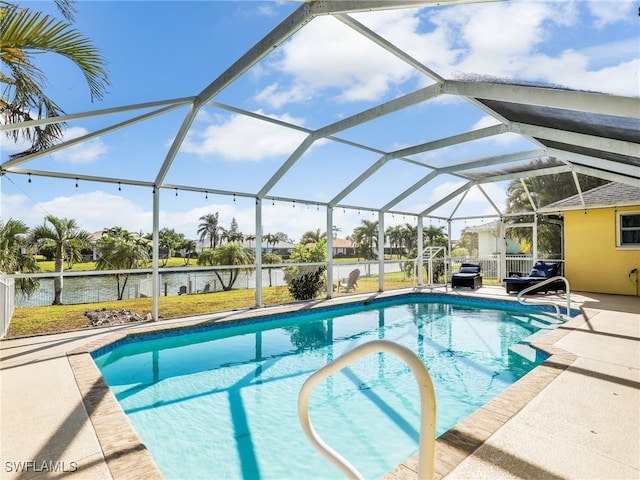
[256,15,416,107]
[34,191,150,233]
[50,127,108,164]
[587,0,635,28]
[1,132,32,154]
[429,1,637,96]
[181,111,308,161]
[253,1,638,110]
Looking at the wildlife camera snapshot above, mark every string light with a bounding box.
[118,182,121,191]
[175,188,178,197]
[205,191,208,200]
[75,178,79,188]
[292,200,296,208]
[28,173,32,183]
[233,194,236,203]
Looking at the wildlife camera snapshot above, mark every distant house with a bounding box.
[332,238,356,257]
[305,238,356,257]
[260,240,295,259]
[541,182,640,295]
[465,220,528,257]
[82,230,106,261]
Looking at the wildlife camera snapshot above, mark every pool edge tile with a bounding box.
[67,352,164,480]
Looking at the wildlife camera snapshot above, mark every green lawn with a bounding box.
[8,272,416,338]
[35,256,198,272]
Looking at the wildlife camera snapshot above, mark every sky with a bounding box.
[1,0,638,243]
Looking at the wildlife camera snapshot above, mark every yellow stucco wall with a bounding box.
[565,206,640,295]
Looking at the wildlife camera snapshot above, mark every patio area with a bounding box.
[1,286,638,479]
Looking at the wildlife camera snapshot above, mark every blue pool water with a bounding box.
[93,295,563,479]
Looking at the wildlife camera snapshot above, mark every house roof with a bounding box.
[541,182,640,212]
[332,238,356,248]
[465,220,500,233]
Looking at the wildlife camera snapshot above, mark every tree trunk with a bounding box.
[53,257,64,305]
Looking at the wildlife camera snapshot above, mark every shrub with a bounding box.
[287,266,326,301]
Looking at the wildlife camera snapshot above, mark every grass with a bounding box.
[8,272,417,338]
[36,256,405,272]
[35,257,198,272]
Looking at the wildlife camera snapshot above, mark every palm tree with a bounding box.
[402,223,418,252]
[226,230,244,244]
[262,251,282,287]
[423,225,447,247]
[30,215,92,304]
[1,1,109,157]
[0,218,40,297]
[299,229,324,245]
[352,220,379,261]
[197,243,254,291]
[197,212,220,249]
[179,239,197,266]
[385,225,404,259]
[505,164,608,255]
[263,233,276,249]
[95,233,150,300]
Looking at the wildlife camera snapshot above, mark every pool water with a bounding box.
[94,296,560,479]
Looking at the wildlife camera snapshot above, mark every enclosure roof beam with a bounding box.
[309,0,504,15]
[381,149,544,211]
[336,14,445,84]
[2,103,185,170]
[476,165,571,184]
[570,165,640,188]
[509,123,637,157]
[444,80,640,118]
[476,184,503,216]
[547,148,640,179]
[420,181,476,216]
[259,83,444,200]
[0,97,195,132]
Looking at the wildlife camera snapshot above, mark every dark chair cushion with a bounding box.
[459,266,480,274]
[529,269,547,278]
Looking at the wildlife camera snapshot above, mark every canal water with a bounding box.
[17,262,406,307]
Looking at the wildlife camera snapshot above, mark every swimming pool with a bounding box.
[93,294,564,479]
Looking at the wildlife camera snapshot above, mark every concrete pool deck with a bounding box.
[1,287,638,479]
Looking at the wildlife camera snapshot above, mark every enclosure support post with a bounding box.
[327,207,334,298]
[378,211,385,292]
[499,218,506,281]
[417,216,424,286]
[255,198,263,307]
[152,187,160,321]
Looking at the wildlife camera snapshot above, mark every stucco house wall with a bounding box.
[564,206,639,295]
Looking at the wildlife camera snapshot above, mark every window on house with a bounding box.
[618,212,640,247]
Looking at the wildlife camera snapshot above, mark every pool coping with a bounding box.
[65,290,581,480]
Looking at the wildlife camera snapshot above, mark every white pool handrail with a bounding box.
[516,276,571,317]
[298,339,436,480]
